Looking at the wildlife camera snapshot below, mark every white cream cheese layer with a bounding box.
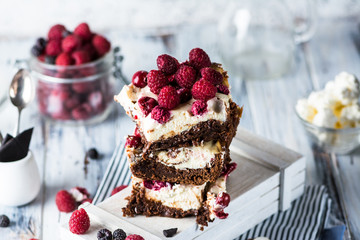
[115,84,231,142]
[132,177,206,211]
[206,176,227,220]
[153,141,222,170]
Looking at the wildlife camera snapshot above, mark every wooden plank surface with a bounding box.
[0,17,359,240]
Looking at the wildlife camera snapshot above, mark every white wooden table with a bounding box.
[0,17,360,240]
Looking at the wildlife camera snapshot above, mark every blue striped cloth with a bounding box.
[93,142,332,240]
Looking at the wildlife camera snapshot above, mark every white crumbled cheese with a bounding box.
[296,72,360,129]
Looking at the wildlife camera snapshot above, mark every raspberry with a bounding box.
[113,229,127,240]
[45,40,62,56]
[157,54,179,75]
[147,70,169,94]
[72,82,93,94]
[81,43,98,60]
[177,88,192,103]
[167,74,176,83]
[125,135,141,148]
[71,103,92,120]
[191,100,207,116]
[134,127,141,137]
[92,35,111,56]
[125,234,144,240]
[221,162,237,177]
[158,86,180,110]
[87,148,99,159]
[189,48,211,70]
[175,65,197,89]
[69,208,90,235]
[62,35,82,53]
[191,79,217,101]
[97,228,112,240]
[215,209,229,219]
[111,185,128,196]
[151,106,171,124]
[48,24,66,40]
[200,67,223,85]
[216,192,230,207]
[70,187,91,203]
[72,50,91,65]
[217,84,230,95]
[0,215,10,227]
[74,23,92,41]
[55,190,77,213]
[55,52,73,66]
[138,97,158,116]
[132,71,148,88]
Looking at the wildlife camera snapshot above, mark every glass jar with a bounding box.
[30,53,115,124]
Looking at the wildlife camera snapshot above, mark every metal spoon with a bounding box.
[9,69,33,136]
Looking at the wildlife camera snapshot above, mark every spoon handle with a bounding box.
[14,108,21,136]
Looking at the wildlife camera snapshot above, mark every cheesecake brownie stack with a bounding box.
[115,48,242,227]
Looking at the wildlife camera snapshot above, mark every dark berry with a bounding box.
[215,209,229,219]
[125,135,141,148]
[132,71,148,88]
[221,162,237,177]
[157,54,179,75]
[0,215,10,227]
[189,48,211,70]
[175,65,197,89]
[163,228,177,237]
[217,84,230,95]
[143,180,172,190]
[151,106,171,124]
[31,46,43,57]
[36,38,46,49]
[45,55,56,64]
[97,228,112,240]
[113,228,127,240]
[191,100,207,116]
[177,88,192,103]
[138,97,158,117]
[147,70,169,94]
[215,192,230,207]
[191,79,217,101]
[158,86,180,110]
[87,148,99,159]
[200,67,223,85]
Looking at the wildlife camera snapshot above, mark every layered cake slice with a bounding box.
[126,137,230,185]
[115,48,241,227]
[122,173,234,226]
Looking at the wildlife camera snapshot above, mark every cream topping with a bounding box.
[115,84,231,142]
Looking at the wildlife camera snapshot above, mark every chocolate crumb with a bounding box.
[163,228,177,238]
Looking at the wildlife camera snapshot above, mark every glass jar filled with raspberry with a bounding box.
[29,23,119,124]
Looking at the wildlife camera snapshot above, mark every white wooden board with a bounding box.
[60,128,306,239]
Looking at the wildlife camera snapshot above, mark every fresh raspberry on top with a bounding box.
[158,86,180,110]
[200,67,223,85]
[62,35,82,53]
[48,24,66,40]
[55,52,74,66]
[74,23,92,41]
[111,185,128,196]
[151,106,171,124]
[157,54,179,75]
[217,84,230,95]
[189,48,211,70]
[55,190,77,213]
[132,70,148,88]
[175,65,197,89]
[72,50,91,65]
[191,79,217,101]
[69,208,90,235]
[45,40,62,56]
[147,70,169,94]
[138,97,158,116]
[92,35,111,56]
[177,88,192,103]
[191,100,208,116]
[125,234,144,240]
[125,135,142,148]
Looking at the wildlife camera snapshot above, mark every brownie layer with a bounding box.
[141,101,242,153]
[128,147,230,185]
[122,181,212,226]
